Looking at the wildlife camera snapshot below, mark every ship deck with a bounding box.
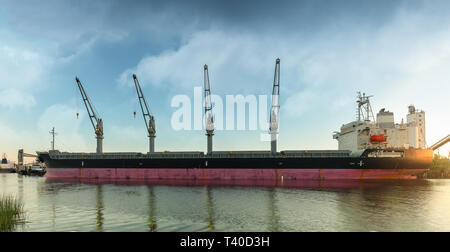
[38,150,353,160]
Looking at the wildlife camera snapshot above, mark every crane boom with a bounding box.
[204,64,214,155]
[269,58,280,154]
[75,77,103,153]
[133,74,156,153]
[430,134,450,151]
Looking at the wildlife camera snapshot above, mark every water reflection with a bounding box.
[336,180,437,231]
[2,174,450,231]
[1,174,6,191]
[44,177,378,190]
[51,196,56,230]
[205,187,215,231]
[40,178,429,231]
[147,187,157,232]
[96,185,104,231]
[17,176,24,203]
[267,188,280,232]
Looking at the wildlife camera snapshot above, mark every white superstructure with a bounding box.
[406,105,426,149]
[333,93,427,152]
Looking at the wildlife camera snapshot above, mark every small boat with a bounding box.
[28,162,46,176]
[19,161,46,176]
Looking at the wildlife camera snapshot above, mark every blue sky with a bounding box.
[0,0,449,161]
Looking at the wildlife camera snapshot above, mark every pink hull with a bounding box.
[46,168,425,181]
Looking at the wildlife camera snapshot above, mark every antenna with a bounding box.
[356,92,375,122]
[49,127,57,151]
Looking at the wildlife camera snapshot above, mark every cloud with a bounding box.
[0,122,34,162]
[0,103,90,161]
[37,103,88,152]
[0,89,36,108]
[117,14,450,115]
[117,30,295,95]
[106,124,146,152]
[0,44,52,108]
[284,90,319,118]
[117,3,450,154]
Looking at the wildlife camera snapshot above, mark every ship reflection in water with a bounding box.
[2,174,450,232]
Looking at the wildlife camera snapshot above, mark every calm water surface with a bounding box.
[1,173,450,232]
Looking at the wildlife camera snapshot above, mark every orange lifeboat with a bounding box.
[370,134,386,142]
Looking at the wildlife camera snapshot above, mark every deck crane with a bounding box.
[75,77,104,153]
[269,58,280,154]
[204,64,214,155]
[133,74,156,153]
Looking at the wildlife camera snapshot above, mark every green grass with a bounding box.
[0,195,24,232]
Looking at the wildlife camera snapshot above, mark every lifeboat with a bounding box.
[370,134,386,142]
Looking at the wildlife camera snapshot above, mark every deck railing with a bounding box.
[45,150,351,159]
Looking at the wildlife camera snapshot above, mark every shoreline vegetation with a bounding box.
[424,155,450,179]
[0,195,24,232]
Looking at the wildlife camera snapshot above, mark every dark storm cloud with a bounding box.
[0,0,415,63]
[2,0,411,40]
[5,0,447,62]
[100,0,407,36]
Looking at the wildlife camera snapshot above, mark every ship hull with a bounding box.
[45,167,426,180]
[40,151,432,181]
[0,169,15,173]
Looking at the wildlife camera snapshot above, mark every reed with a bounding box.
[0,195,24,232]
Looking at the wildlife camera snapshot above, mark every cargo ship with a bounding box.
[37,59,434,182]
[38,148,432,181]
[0,153,16,173]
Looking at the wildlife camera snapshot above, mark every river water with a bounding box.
[1,173,450,232]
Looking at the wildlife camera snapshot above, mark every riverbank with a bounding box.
[0,195,24,232]
[424,157,450,179]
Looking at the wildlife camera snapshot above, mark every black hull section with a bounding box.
[38,154,431,171]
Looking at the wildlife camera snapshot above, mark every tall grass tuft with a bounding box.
[0,195,24,232]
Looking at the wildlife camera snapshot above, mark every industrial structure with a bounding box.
[76,77,104,153]
[269,58,280,154]
[133,74,156,153]
[17,149,37,169]
[204,64,214,155]
[430,135,450,151]
[17,149,45,176]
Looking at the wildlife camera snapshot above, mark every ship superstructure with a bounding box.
[333,93,427,153]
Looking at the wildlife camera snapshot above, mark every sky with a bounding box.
[0,0,449,161]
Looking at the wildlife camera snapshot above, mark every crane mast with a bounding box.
[204,64,214,155]
[75,77,104,153]
[49,127,57,151]
[269,58,280,154]
[133,74,156,153]
[356,92,375,122]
